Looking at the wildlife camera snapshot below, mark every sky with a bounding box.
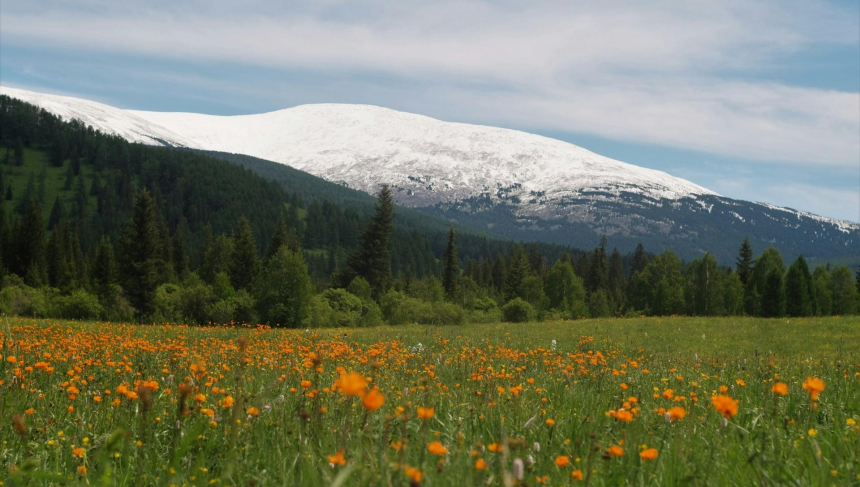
[1,0,859,222]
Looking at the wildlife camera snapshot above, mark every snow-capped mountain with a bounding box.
[2,86,857,262]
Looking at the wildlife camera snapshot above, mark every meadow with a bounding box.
[1,316,858,486]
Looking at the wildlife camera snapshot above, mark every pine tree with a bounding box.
[93,236,119,307]
[230,217,261,290]
[586,237,608,294]
[47,197,65,230]
[631,243,648,277]
[118,189,160,322]
[344,185,394,299]
[761,268,785,318]
[503,246,531,303]
[47,222,72,289]
[13,137,24,165]
[607,248,626,313]
[441,228,459,300]
[70,147,81,175]
[51,132,66,167]
[785,255,814,317]
[15,199,47,286]
[172,231,187,276]
[266,217,299,261]
[736,237,754,285]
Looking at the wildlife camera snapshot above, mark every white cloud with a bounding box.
[1,0,858,168]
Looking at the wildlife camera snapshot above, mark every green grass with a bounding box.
[2,316,859,486]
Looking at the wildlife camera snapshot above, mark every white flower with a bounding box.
[550,340,557,351]
[512,458,524,480]
[533,442,541,452]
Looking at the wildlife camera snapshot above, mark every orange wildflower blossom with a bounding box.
[802,377,824,401]
[667,406,686,422]
[327,450,347,466]
[571,470,584,481]
[404,466,423,482]
[711,395,739,419]
[475,458,489,470]
[362,389,385,411]
[607,445,624,457]
[427,441,448,455]
[417,406,434,419]
[555,455,570,467]
[640,448,658,461]
[337,372,368,397]
[772,382,788,396]
[246,407,260,416]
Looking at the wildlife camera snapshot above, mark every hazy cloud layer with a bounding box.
[2,0,858,218]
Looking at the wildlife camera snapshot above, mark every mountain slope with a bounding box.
[3,85,857,263]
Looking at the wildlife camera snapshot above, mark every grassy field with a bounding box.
[1,316,858,485]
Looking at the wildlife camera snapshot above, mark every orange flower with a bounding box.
[802,377,824,400]
[221,396,234,408]
[337,372,368,397]
[662,389,674,400]
[487,442,502,453]
[607,445,624,457]
[555,455,570,467]
[667,406,686,421]
[246,407,260,416]
[404,466,423,482]
[772,382,788,396]
[300,380,312,389]
[73,447,85,458]
[417,406,435,419]
[194,393,206,403]
[77,465,87,476]
[639,448,658,461]
[571,470,584,481]
[614,409,633,422]
[427,441,448,455]
[711,394,738,419]
[545,418,555,426]
[327,450,347,466]
[475,458,488,470]
[362,389,385,411]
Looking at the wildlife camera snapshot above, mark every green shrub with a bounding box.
[56,290,102,320]
[320,288,363,327]
[304,295,335,328]
[0,285,52,317]
[502,298,535,323]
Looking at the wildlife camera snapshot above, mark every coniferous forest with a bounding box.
[0,94,858,326]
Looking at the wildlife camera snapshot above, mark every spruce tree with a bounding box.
[48,197,65,230]
[13,137,24,165]
[51,132,66,167]
[230,217,261,290]
[586,237,608,294]
[344,185,394,299]
[503,246,531,303]
[118,189,160,322]
[266,217,299,261]
[607,248,626,312]
[93,236,119,306]
[631,243,648,277]
[15,199,47,286]
[441,228,459,300]
[172,231,187,276]
[785,256,814,317]
[761,268,785,318]
[736,237,754,285]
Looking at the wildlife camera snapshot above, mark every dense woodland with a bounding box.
[0,95,858,326]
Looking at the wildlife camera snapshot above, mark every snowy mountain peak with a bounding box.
[3,85,857,262]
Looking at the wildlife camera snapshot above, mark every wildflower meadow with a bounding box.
[2,316,859,486]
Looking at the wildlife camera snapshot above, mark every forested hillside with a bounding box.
[0,95,857,326]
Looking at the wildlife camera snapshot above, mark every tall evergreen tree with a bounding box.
[736,237,754,285]
[230,217,261,290]
[92,236,119,306]
[118,189,160,321]
[586,236,608,294]
[14,199,47,285]
[785,256,814,317]
[504,246,531,303]
[344,185,394,299]
[172,231,187,276]
[441,228,459,300]
[47,197,65,230]
[761,268,785,318]
[266,216,299,261]
[13,137,24,165]
[607,248,626,313]
[631,243,648,277]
